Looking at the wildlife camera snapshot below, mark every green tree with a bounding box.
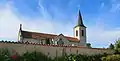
[109,43,114,49]
[86,43,92,48]
[114,40,120,53]
[115,40,120,49]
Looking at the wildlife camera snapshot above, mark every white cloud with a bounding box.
[100,2,105,9]
[110,4,120,12]
[87,21,120,48]
[0,0,120,48]
[0,2,23,40]
[37,1,51,19]
[110,0,120,12]
[0,1,73,41]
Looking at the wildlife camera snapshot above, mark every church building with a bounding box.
[18,9,87,46]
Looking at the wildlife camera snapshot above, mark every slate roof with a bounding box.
[21,30,80,42]
[74,9,86,28]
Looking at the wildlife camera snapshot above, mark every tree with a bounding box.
[109,43,114,49]
[115,40,120,49]
[114,40,120,53]
[86,43,92,48]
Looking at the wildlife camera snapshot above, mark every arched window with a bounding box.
[76,30,78,36]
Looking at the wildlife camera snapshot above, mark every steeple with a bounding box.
[73,9,87,46]
[76,9,86,27]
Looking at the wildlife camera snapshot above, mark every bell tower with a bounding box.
[74,9,86,46]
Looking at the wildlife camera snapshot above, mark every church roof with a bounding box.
[21,30,79,42]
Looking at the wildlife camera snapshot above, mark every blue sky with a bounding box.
[0,0,120,48]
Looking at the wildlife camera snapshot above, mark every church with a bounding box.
[18,9,87,46]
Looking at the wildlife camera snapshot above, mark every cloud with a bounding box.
[110,0,120,12]
[37,1,51,19]
[0,1,23,40]
[100,2,105,9]
[110,4,120,12]
[0,0,120,48]
[87,17,120,48]
[0,1,74,41]
[87,27,120,48]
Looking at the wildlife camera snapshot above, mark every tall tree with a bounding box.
[109,43,114,49]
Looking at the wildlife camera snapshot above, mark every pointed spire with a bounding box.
[77,9,86,27]
[19,24,22,31]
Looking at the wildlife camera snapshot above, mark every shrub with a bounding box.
[101,54,120,61]
[0,48,118,61]
[0,48,13,61]
[20,51,53,61]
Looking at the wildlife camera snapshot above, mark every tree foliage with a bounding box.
[101,54,120,61]
[0,48,13,61]
[114,40,120,53]
[21,51,52,61]
[109,43,114,49]
[86,43,92,48]
[0,48,108,61]
[115,40,120,49]
[1,48,120,61]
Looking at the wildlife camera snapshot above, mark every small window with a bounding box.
[76,30,78,36]
[81,30,84,36]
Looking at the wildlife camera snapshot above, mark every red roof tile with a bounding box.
[21,30,79,42]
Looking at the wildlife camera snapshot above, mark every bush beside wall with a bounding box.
[1,48,119,61]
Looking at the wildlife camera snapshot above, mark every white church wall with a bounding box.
[69,42,79,46]
[74,26,80,39]
[74,26,86,46]
[53,35,79,46]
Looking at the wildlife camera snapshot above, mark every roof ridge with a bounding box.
[22,30,57,36]
[22,30,76,38]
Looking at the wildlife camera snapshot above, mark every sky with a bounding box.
[0,0,120,48]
